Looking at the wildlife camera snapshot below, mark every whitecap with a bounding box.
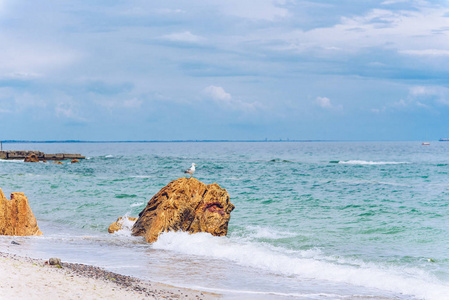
[152,231,449,300]
[245,225,298,239]
[111,213,137,237]
[187,286,355,299]
[338,160,409,165]
[0,159,25,163]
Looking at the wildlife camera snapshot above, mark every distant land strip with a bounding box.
[0,139,337,143]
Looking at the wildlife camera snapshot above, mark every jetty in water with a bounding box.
[0,151,85,160]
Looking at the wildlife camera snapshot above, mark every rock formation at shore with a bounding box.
[131,177,235,243]
[0,189,43,236]
[24,154,39,163]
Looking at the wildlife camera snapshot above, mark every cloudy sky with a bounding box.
[1,0,449,141]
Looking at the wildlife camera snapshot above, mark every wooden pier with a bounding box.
[0,151,85,160]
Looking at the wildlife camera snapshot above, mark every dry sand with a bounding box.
[0,252,219,300]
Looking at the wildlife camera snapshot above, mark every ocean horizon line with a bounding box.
[0,139,336,144]
[0,139,430,144]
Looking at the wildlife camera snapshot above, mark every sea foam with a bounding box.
[338,160,409,165]
[112,213,136,237]
[152,231,449,300]
[0,159,25,163]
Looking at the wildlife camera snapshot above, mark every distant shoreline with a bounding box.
[1,139,336,144]
[0,139,430,144]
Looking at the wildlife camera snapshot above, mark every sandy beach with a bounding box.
[0,252,218,300]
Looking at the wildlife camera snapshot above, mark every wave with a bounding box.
[152,231,449,300]
[244,225,299,240]
[331,160,410,165]
[111,213,136,237]
[115,194,138,199]
[188,286,358,299]
[269,158,293,163]
[0,159,25,163]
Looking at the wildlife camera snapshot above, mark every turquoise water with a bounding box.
[0,142,448,299]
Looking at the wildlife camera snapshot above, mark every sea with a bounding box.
[0,141,448,299]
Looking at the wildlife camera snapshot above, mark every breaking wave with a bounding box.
[153,231,449,300]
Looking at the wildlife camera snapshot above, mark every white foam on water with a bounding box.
[130,202,144,207]
[111,213,136,237]
[244,225,299,239]
[338,160,409,165]
[0,159,25,163]
[188,286,356,299]
[152,231,449,300]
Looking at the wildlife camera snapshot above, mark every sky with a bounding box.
[1,0,449,141]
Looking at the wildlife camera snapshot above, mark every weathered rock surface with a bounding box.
[71,159,80,164]
[48,257,62,266]
[132,177,235,243]
[24,154,39,162]
[108,217,137,233]
[0,189,43,236]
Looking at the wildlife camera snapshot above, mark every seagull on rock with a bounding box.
[184,163,197,177]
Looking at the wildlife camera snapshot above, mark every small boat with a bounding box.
[439,138,449,142]
[422,142,430,145]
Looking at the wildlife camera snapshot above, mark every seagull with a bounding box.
[184,163,197,177]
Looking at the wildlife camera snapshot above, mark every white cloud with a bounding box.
[1,72,42,80]
[377,86,449,113]
[161,31,204,43]
[121,7,185,16]
[154,8,184,15]
[416,101,429,108]
[409,86,435,96]
[408,85,449,106]
[55,104,75,119]
[315,96,342,111]
[371,107,386,113]
[271,5,449,59]
[316,96,332,109]
[381,0,410,5]
[203,85,232,102]
[202,85,261,111]
[392,99,408,107]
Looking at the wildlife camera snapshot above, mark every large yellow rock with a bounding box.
[132,178,235,243]
[0,189,43,236]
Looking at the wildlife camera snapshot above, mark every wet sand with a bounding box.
[0,252,219,299]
